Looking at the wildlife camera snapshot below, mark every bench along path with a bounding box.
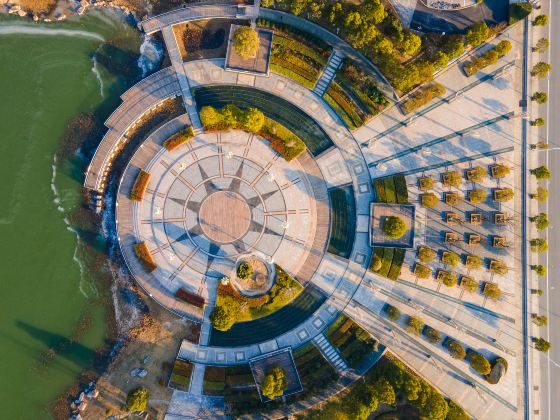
[313,333,349,372]
[314,50,344,97]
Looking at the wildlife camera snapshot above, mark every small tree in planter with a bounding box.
[530,238,548,253]
[531,289,544,296]
[534,14,549,26]
[232,26,260,59]
[418,176,435,191]
[493,188,514,202]
[533,337,551,353]
[530,213,549,230]
[418,246,437,263]
[469,188,487,204]
[531,165,551,180]
[406,315,425,336]
[386,305,401,321]
[446,339,466,359]
[421,192,439,208]
[531,264,546,276]
[469,353,491,375]
[444,191,461,205]
[423,325,442,344]
[414,263,432,279]
[490,164,510,179]
[465,166,487,183]
[262,367,287,400]
[465,255,483,270]
[383,216,407,239]
[530,187,548,202]
[531,62,552,78]
[531,118,545,127]
[437,270,458,287]
[460,276,479,293]
[483,282,502,300]
[441,171,463,188]
[441,251,461,268]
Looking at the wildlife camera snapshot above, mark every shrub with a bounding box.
[442,251,461,268]
[401,83,446,114]
[467,22,490,47]
[469,353,491,375]
[493,188,514,202]
[421,192,439,208]
[237,262,253,279]
[531,117,545,127]
[531,165,551,180]
[534,14,549,26]
[446,339,466,359]
[442,171,462,188]
[531,187,548,202]
[383,216,407,239]
[531,264,546,276]
[490,164,510,178]
[465,255,483,270]
[533,38,550,53]
[130,170,150,201]
[386,305,401,321]
[423,325,442,344]
[530,213,549,230]
[495,40,512,57]
[532,62,552,78]
[530,238,548,253]
[469,188,487,203]
[134,242,157,273]
[418,246,437,263]
[463,49,499,76]
[262,367,287,400]
[466,165,487,182]
[210,305,237,331]
[533,315,548,327]
[532,91,548,104]
[125,387,149,412]
[371,253,383,271]
[406,316,425,336]
[483,283,502,300]
[163,126,194,151]
[533,337,551,353]
[509,2,532,25]
[232,26,259,59]
[414,263,432,279]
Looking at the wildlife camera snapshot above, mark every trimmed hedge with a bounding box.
[176,288,205,308]
[130,169,150,201]
[133,242,157,273]
[377,247,394,278]
[394,175,409,204]
[387,248,406,281]
[163,126,194,151]
[375,179,387,202]
[383,177,397,204]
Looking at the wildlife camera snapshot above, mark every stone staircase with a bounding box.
[313,333,349,372]
[314,50,345,97]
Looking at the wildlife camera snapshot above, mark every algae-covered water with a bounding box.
[0,11,155,418]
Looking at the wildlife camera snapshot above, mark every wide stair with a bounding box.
[313,333,349,372]
[314,50,344,97]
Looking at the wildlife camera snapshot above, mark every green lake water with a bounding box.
[0,12,144,418]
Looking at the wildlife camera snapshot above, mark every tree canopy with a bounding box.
[261,367,288,400]
[232,26,259,59]
[383,216,407,239]
[125,387,149,412]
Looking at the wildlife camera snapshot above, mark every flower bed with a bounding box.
[129,170,150,201]
[163,126,194,151]
[133,242,157,273]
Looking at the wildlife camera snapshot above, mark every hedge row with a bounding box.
[175,288,205,308]
[374,175,408,204]
[463,40,512,76]
[129,169,150,201]
[133,242,156,273]
[163,126,194,151]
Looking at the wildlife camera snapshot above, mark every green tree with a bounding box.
[237,261,253,279]
[465,255,483,270]
[418,246,437,263]
[328,2,343,25]
[242,107,264,132]
[343,11,364,31]
[348,25,379,49]
[423,325,442,344]
[469,353,491,375]
[383,216,407,238]
[406,315,425,336]
[416,61,435,84]
[495,40,512,57]
[125,387,149,412]
[533,314,548,327]
[532,91,548,104]
[533,38,550,53]
[373,379,396,405]
[534,14,549,26]
[442,251,461,268]
[532,62,552,78]
[432,51,449,71]
[262,367,287,400]
[533,337,551,352]
[421,192,439,208]
[531,264,546,276]
[531,118,545,127]
[469,188,487,204]
[210,304,237,331]
[290,0,309,15]
[402,31,422,56]
[358,0,387,25]
[421,391,449,420]
[414,263,432,279]
[483,282,502,299]
[386,305,401,321]
[530,187,548,202]
[530,238,548,253]
[309,0,325,20]
[494,187,514,202]
[530,213,549,230]
[372,36,395,55]
[442,36,465,59]
[467,165,487,182]
[491,164,510,178]
[199,106,223,129]
[446,400,469,420]
[402,372,422,401]
[467,22,490,47]
[531,165,551,180]
[232,27,259,59]
[446,339,466,359]
[393,63,420,93]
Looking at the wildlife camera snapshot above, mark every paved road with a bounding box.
[536,0,559,418]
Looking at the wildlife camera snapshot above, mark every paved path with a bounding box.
[314,50,344,97]
[313,333,349,372]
